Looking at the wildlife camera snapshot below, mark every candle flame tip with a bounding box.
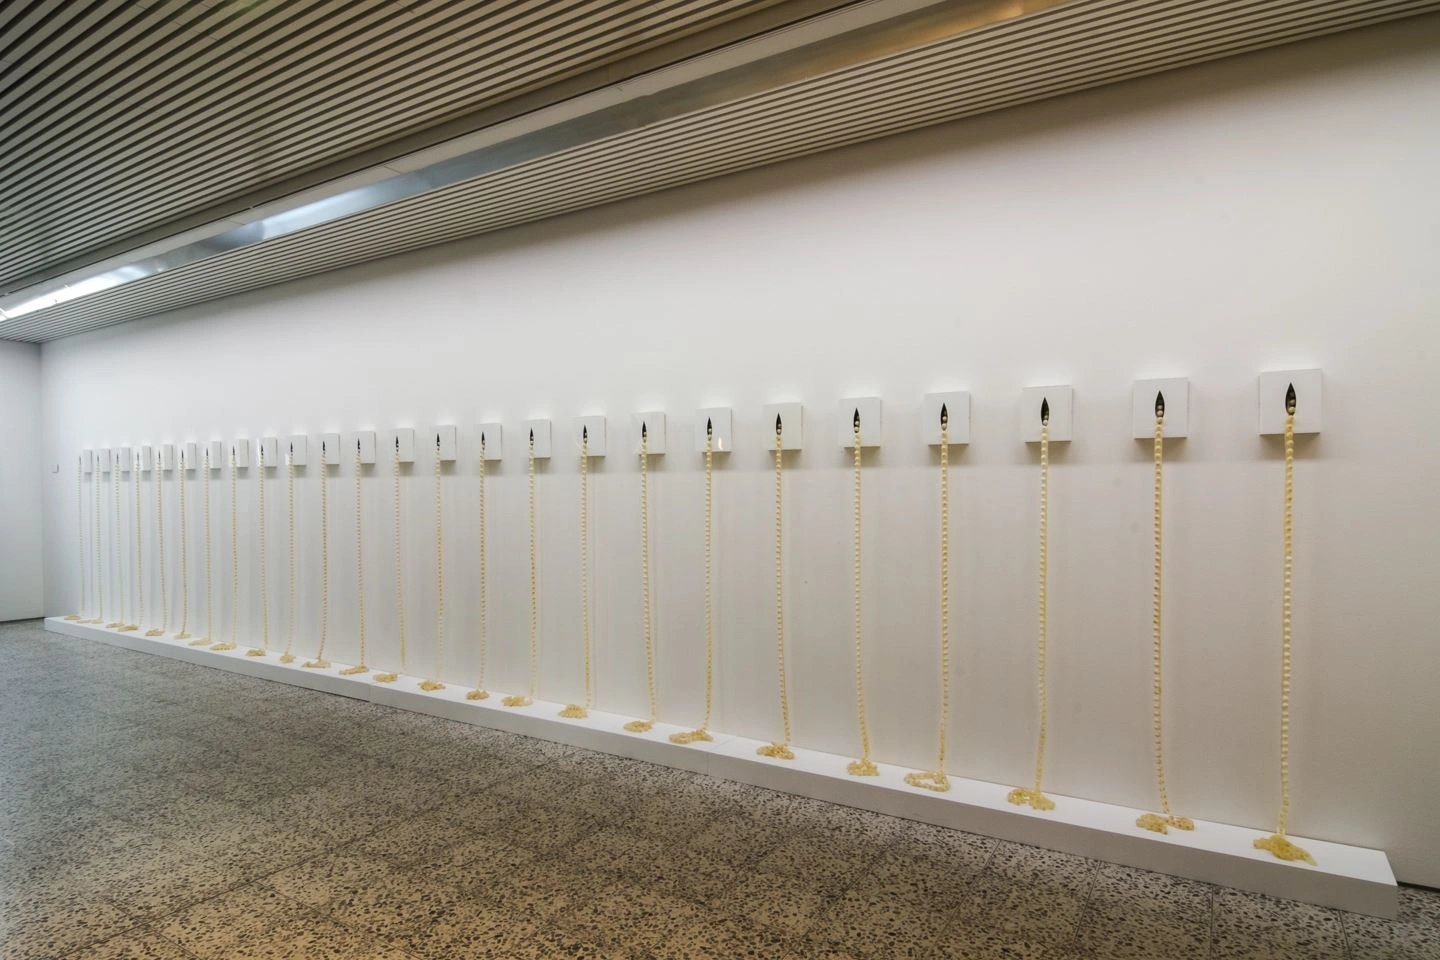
[1155,391,1165,418]
[1040,398,1050,424]
[1285,382,1297,415]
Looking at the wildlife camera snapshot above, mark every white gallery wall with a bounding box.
[36,17,1440,884]
[0,339,43,621]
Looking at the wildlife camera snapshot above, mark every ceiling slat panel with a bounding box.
[2,0,1434,340]
[0,0,794,289]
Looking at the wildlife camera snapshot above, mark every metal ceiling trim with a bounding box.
[0,0,1051,320]
[3,0,1436,339]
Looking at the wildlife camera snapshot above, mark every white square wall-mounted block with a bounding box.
[391,428,415,463]
[1021,385,1074,442]
[98,448,113,474]
[634,412,666,455]
[231,438,251,468]
[432,426,457,462]
[139,445,154,472]
[117,447,133,473]
[182,442,197,471]
[159,443,175,471]
[477,423,503,461]
[1133,379,1190,439]
[574,416,607,457]
[1259,369,1322,435]
[82,450,94,474]
[352,432,376,465]
[695,408,733,453]
[762,403,803,450]
[256,437,279,468]
[205,440,224,471]
[316,434,341,466]
[922,392,971,445]
[837,397,881,448]
[523,419,552,459]
[284,435,307,466]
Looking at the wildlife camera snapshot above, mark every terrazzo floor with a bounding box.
[1,619,1435,960]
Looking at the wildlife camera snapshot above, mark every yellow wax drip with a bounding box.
[847,414,878,778]
[145,451,168,636]
[246,446,269,657]
[254,446,270,654]
[420,438,446,691]
[374,439,406,682]
[340,441,370,675]
[468,435,491,700]
[560,431,592,719]
[503,432,538,707]
[109,461,126,630]
[89,456,105,624]
[279,446,297,662]
[212,448,240,651]
[304,441,332,668]
[125,453,145,632]
[758,417,794,761]
[907,411,952,793]
[1138,406,1193,834]
[625,426,658,734]
[66,457,84,620]
[175,451,191,639]
[189,448,213,645]
[1254,396,1314,865]
[1009,411,1055,812]
[672,424,716,745]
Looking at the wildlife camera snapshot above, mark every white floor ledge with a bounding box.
[45,617,1397,918]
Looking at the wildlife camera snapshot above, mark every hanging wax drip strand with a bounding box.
[1009,399,1056,811]
[124,452,145,632]
[468,433,492,701]
[66,456,85,619]
[175,451,191,639]
[341,440,370,676]
[146,451,169,636]
[89,455,105,624]
[191,448,214,644]
[375,437,405,683]
[280,444,298,662]
[847,410,878,777]
[625,422,659,734]
[504,429,539,707]
[212,446,241,651]
[1255,384,1315,864]
[907,405,953,792]
[1137,393,1193,833]
[304,441,332,668]
[758,415,795,760]
[108,463,125,630]
[673,419,716,744]
[560,426,592,718]
[420,435,447,691]
[253,445,271,655]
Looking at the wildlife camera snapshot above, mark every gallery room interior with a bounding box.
[2,1,1438,958]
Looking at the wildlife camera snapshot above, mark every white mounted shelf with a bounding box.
[574,416,607,457]
[45,616,1397,920]
[695,407,733,453]
[477,423,503,461]
[762,402,803,450]
[523,419,553,459]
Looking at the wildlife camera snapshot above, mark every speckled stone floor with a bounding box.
[1,620,1435,960]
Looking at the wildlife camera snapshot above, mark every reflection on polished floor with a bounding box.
[0,619,1434,960]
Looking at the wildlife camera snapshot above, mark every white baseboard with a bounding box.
[44,616,1396,917]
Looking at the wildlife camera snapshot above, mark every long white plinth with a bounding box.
[45,617,1397,918]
